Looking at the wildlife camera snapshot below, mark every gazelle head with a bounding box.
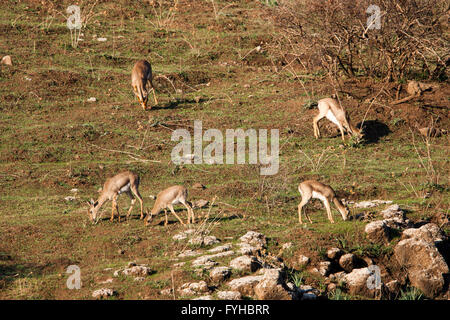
[86,199,99,223]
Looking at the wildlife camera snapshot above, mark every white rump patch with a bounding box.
[325,110,340,126]
[312,191,327,202]
[118,183,131,194]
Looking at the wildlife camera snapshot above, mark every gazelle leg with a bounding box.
[127,198,136,220]
[298,193,311,224]
[323,198,335,223]
[338,123,346,142]
[131,186,144,219]
[167,204,186,226]
[181,200,194,224]
[164,209,168,226]
[313,115,323,139]
[304,208,313,224]
[111,199,115,222]
[149,80,157,105]
[298,203,304,224]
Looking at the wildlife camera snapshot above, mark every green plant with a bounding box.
[399,287,424,300]
[328,288,351,300]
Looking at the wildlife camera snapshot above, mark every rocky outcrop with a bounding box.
[394,237,449,298]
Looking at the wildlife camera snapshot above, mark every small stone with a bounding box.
[87,97,97,102]
[99,278,113,284]
[160,288,173,296]
[229,255,261,272]
[92,288,116,299]
[97,37,107,42]
[239,231,266,248]
[178,281,209,296]
[193,295,213,300]
[217,291,241,300]
[1,55,12,66]
[208,244,232,253]
[210,266,231,282]
[227,275,264,296]
[319,261,332,276]
[192,199,209,209]
[327,247,342,260]
[122,265,152,277]
[134,277,145,282]
[297,255,310,268]
[192,183,206,189]
[339,253,356,273]
[282,242,293,250]
[178,250,203,258]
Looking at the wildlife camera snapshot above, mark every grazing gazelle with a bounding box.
[313,98,362,142]
[297,180,349,224]
[86,171,144,224]
[131,59,157,110]
[145,185,194,227]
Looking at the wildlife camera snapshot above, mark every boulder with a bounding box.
[210,266,231,282]
[339,253,356,273]
[254,268,295,300]
[365,220,391,244]
[342,268,378,298]
[217,291,242,300]
[401,223,445,244]
[394,238,449,298]
[227,275,263,296]
[229,255,261,272]
[319,261,332,276]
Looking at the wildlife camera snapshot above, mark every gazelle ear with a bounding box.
[86,200,92,206]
